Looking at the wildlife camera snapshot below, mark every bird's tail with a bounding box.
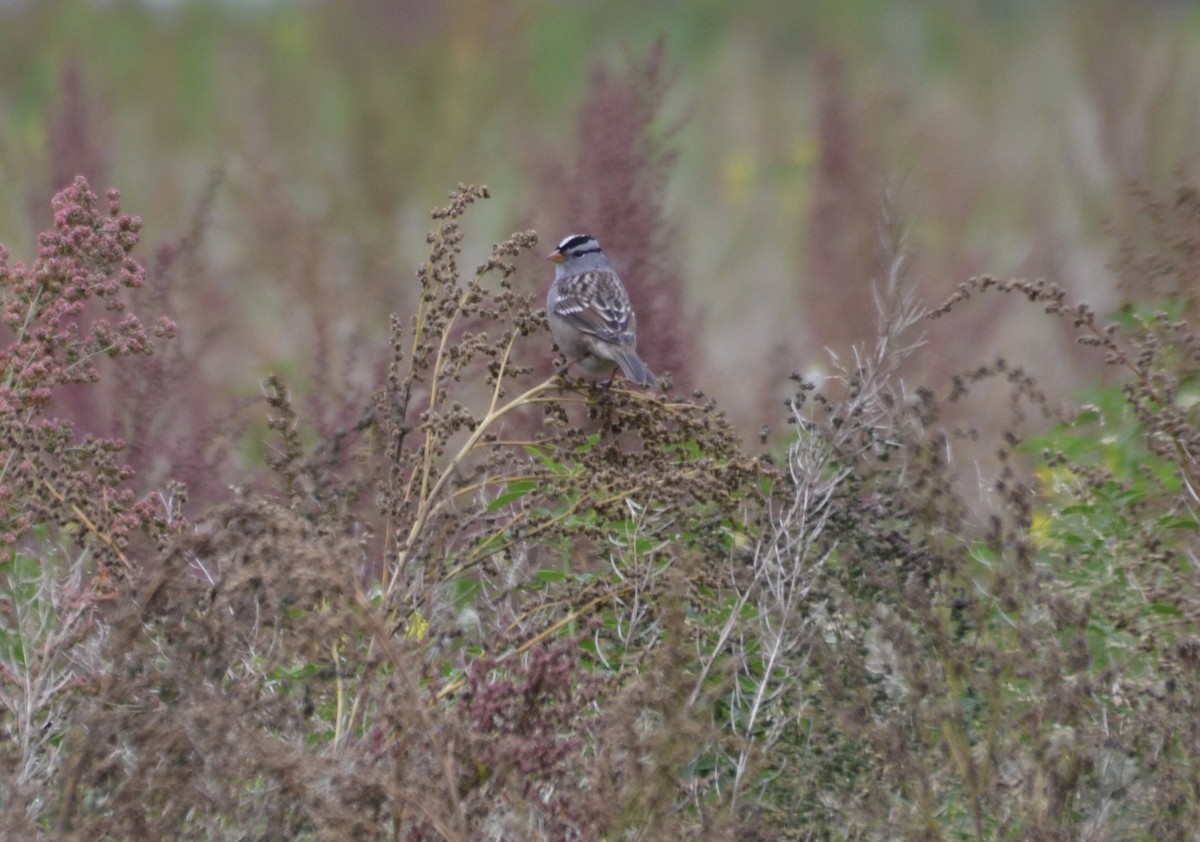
[615,350,657,388]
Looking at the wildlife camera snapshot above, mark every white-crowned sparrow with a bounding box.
[546,233,657,388]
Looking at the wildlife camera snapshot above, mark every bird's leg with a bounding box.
[554,357,582,378]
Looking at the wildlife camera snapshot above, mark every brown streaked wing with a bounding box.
[551,270,637,347]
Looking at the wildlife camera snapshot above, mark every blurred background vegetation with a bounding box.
[2,0,1199,451]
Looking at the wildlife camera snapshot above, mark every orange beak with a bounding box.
[547,250,566,264]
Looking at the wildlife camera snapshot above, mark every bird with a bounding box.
[546,233,657,388]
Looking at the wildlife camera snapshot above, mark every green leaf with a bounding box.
[486,480,536,512]
[0,630,26,669]
[524,444,581,476]
[574,433,601,453]
[524,444,563,472]
[533,569,567,585]
[270,662,320,681]
[453,577,482,609]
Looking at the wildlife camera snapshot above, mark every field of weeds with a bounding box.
[4,2,1200,838]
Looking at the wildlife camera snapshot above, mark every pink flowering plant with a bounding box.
[0,178,177,812]
[0,176,177,567]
